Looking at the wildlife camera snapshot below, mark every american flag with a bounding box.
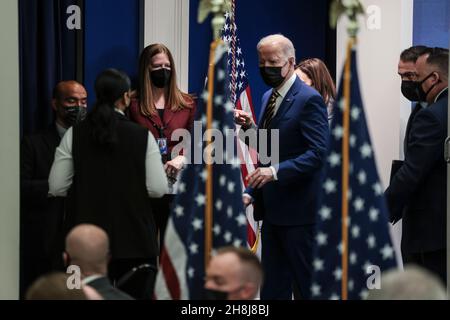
[222,8,259,250]
[310,49,398,300]
[154,41,248,300]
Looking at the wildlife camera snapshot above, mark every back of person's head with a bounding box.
[89,68,131,148]
[425,47,449,81]
[65,224,110,277]
[366,265,447,300]
[400,45,429,63]
[25,272,86,300]
[295,58,336,104]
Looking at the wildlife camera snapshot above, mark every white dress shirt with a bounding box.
[48,110,169,198]
[272,73,297,115]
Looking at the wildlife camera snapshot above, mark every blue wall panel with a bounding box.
[413,0,449,48]
[189,0,331,118]
[84,0,140,107]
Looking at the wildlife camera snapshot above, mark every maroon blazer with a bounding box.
[128,99,196,156]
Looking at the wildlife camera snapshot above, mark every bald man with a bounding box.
[235,34,329,299]
[386,48,448,285]
[20,80,88,297]
[204,247,263,300]
[64,224,133,300]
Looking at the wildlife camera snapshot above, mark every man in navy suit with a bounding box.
[235,34,329,299]
[386,48,448,285]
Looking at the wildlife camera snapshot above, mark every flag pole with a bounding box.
[341,37,355,301]
[204,39,219,271]
[329,0,363,301]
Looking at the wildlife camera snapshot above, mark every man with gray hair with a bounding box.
[367,265,447,300]
[235,34,329,299]
[64,224,133,300]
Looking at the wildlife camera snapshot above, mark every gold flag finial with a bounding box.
[198,0,231,40]
[329,0,365,38]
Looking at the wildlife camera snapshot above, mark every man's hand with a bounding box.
[246,168,274,189]
[234,109,254,129]
[243,194,253,208]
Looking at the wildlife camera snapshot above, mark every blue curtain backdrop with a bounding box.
[19,0,84,137]
[83,0,141,108]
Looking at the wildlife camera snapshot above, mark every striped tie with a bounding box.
[261,90,280,129]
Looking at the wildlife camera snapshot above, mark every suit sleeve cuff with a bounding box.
[270,165,278,181]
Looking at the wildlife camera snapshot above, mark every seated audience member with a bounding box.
[295,58,336,123]
[64,224,133,300]
[25,272,87,300]
[366,265,447,300]
[204,247,263,300]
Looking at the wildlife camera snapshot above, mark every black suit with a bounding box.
[385,89,448,285]
[20,125,65,296]
[86,276,134,300]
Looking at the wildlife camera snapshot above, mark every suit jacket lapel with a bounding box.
[258,92,271,127]
[164,108,176,127]
[269,79,301,128]
[404,103,422,153]
[44,124,61,150]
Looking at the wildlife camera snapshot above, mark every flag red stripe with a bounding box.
[160,246,181,300]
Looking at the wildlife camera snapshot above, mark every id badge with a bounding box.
[157,138,168,155]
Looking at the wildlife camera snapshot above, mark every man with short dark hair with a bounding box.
[204,247,263,300]
[20,81,87,297]
[386,48,448,285]
[398,45,429,101]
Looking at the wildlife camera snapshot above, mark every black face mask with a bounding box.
[63,106,87,127]
[151,68,171,88]
[415,72,438,102]
[401,80,419,101]
[259,62,288,88]
[204,288,228,300]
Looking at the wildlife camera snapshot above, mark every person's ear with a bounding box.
[289,57,295,67]
[124,91,131,106]
[63,252,68,267]
[240,283,256,300]
[432,72,440,84]
[51,99,58,112]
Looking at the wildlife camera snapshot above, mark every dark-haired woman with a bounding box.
[49,69,168,295]
[295,58,336,124]
[129,43,196,249]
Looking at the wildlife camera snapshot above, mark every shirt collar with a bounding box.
[55,122,67,138]
[434,87,448,103]
[82,274,104,285]
[275,73,297,99]
[115,108,125,116]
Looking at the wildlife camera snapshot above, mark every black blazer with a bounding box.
[86,276,134,300]
[385,90,448,253]
[20,125,65,293]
